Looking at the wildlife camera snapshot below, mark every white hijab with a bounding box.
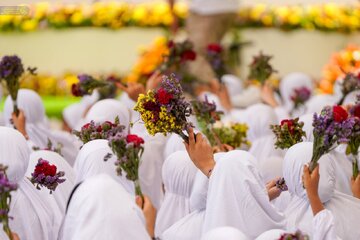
[163,134,186,160]
[222,74,243,96]
[61,174,150,240]
[155,151,198,237]
[0,86,4,126]
[201,227,249,240]
[0,127,59,240]
[203,150,286,239]
[245,104,284,171]
[343,90,360,105]
[4,89,79,165]
[28,150,75,213]
[283,142,360,239]
[255,229,287,240]
[299,113,314,142]
[279,72,313,115]
[85,99,131,133]
[305,94,337,115]
[62,103,86,130]
[73,139,134,195]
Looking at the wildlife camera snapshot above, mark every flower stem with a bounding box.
[353,156,359,179]
[134,179,143,198]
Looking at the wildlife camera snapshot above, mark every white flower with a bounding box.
[352,51,360,61]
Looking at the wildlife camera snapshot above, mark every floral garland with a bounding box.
[1,3,360,33]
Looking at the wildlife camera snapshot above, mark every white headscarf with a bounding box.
[0,127,59,240]
[62,103,85,130]
[283,142,360,239]
[255,229,286,240]
[203,150,286,239]
[163,134,186,160]
[0,86,4,126]
[245,104,284,170]
[73,139,134,195]
[279,72,313,114]
[28,150,75,213]
[222,74,243,96]
[299,113,314,142]
[61,174,150,240]
[4,89,79,165]
[343,90,360,105]
[201,227,249,240]
[85,99,131,133]
[155,151,198,237]
[305,94,337,115]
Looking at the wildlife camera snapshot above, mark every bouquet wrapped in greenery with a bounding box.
[271,118,306,150]
[248,52,277,85]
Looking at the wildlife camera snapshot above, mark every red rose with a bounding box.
[333,105,348,123]
[281,119,295,134]
[155,88,173,105]
[82,123,91,130]
[181,50,196,62]
[207,43,222,53]
[126,134,144,147]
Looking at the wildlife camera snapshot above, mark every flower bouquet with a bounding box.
[71,74,110,97]
[206,43,227,79]
[0,55,26,116]
[248,52,277,85]
[29,158,66,194]
[105,133,145,197]
[33,138,63,156]
[346,103,360,178]
[134,74,193,142]
[211,121,250,149]
[270,118,306,150]
[337,72,360,105]
[290,87,311,112]
[73,117,126,145]
[159,40,196,73]
[310,105,353,171]
[275,177,288,192]
[0,164,18,240]
[278,230,309,240]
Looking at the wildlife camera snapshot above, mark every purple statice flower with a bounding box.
[338,72,360,105]
[77,74,93,84]
[290,86,311,110]
[192,95,223,125]
[0,55,24,80]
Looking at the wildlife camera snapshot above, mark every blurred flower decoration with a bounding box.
[1,3,359,32]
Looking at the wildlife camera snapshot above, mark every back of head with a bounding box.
[4,89,45,125]
[162,151,197,197]
[298,113,314,142]
[222,74,243,96]
[280,72,313,108]
[244,103,277,141]
[201,227,249,240]
[0,127,29,183]
[305,95,336,115]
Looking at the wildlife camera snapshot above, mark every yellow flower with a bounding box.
[21,19,38,31]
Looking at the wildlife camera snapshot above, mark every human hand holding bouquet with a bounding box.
[30,158,66,194]
[134,74,193,142]
[0,164,18,240]
[271,118,306,150]
[248,52,277,85]
[106,133,145,197]
[73,117,126,145]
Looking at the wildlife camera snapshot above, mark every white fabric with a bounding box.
[155,151,198,237]
[305,94,337,115]
[0,127,59,240]
[313,209,341,240]
[203,150,286,239]
[163,134,186,160]
[329,149,352,195]
[222,74,243,97]
[85,99,131,133]
[189,0,238,15]
[62,103,85,129]
[255,229,286,240]
[61,174,150,240]
[73,139,134,195]
[279,72,313,116]
[231,85,262,109]
[4,89,79,165]
[343,90,360,105]
[28,150,75,213]
[0,85,4,126]
[245,104,284,171]
[201,227,249,240]
[283,142,360,239]
[299,113,314,142]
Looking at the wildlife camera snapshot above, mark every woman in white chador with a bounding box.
[73,139,134,195]
[155,151,198,237]
[60,174,151,240]
[27,150,75,213]
[3,89,79,165]
[0,127,61,240]
[201,227,249,240]
[283,142,360,239]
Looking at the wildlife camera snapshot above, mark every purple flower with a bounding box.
[290,86,311,110]
[0,55,24,80]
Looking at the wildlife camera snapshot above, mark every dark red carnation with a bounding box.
[353,105,360,119]
[96,125,103,132]
[181,50,196,62]
[71,83,82,97]
[35,162,57,177]
[333,105,348,123]
[144,101,161,112]
[155,88,173,105]
[126,134,144,147]
[82,123,91,130]
[281,119,295,134]
[167,40,175,48]
[207,43,223,53]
